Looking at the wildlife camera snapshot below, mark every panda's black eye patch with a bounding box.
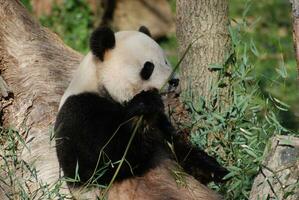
[140,62,155,80]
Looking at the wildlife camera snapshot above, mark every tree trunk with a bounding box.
[176,0,231,107]
[0,0,82,198]
[289,0,299,78]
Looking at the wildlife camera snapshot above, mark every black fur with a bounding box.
[168,78,180,87]
[55,90,228,187]
[100,0,116,27]
[140,62,155,80]
[173,138,228,184]
[139,26,151,37]
[55,90,168,187]
[90,27,115,61]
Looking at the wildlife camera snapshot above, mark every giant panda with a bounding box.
[55,26,227,200]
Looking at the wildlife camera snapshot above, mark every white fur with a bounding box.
[59,31,172,109]
[59,52,98,108]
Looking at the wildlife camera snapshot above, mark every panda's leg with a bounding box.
[125,89,228,183]
[55,136,80,188]
[147,109,229,184]
[171,135,229,184]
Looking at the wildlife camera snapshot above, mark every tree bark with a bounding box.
[249,136,299,200]
[176,0,231,107]
[289,0,299,78]
[0,0,82,198]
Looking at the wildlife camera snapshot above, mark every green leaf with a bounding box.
[250,39,259,56]
[276,64,288,78]
[208,64,223,70]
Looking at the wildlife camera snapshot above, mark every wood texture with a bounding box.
[0,0,82,198]
[249,136,299,200]
[176,0,231,106]
[289,0,299,78]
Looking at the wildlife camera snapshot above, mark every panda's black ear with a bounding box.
[90,27,115,61]
[139,26,151,37]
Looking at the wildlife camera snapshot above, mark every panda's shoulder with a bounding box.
[58,92,122,118]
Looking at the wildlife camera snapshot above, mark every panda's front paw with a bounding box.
[127,89,164,117]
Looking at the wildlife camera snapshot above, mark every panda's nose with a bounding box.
[168,78,179,87]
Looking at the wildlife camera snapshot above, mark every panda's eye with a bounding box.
[165,60,168,65]
[140,61,155,80]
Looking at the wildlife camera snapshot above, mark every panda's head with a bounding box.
[60,26,179,107]
[90,26,180,103]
